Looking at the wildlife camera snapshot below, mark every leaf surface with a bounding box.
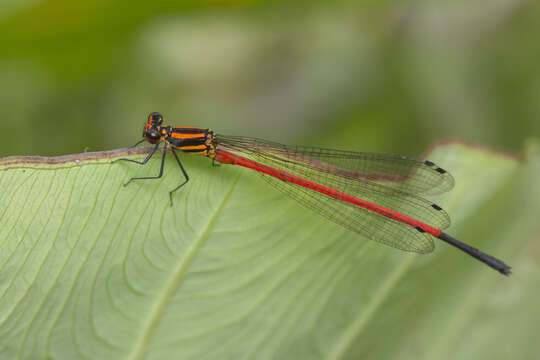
[0,142,538,360]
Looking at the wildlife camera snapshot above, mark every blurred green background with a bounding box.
[1,1,539,359]
[1,0,538,157]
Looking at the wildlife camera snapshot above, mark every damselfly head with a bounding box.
[143,112,164,144]
[148,112,163,125]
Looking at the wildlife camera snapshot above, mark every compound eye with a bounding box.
[143,128,162,144]
[148,112,163,125]
[148,129,160,139]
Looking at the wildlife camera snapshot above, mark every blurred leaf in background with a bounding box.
[0,0,538,155]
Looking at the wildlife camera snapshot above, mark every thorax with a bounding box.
[163,127,216,158]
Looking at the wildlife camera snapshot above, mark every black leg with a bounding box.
[130,139,147,148]
[123,144,167,187]
[113,143,159,165]
[168,148,189,206]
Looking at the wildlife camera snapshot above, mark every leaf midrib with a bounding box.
[129,171,242,360]
[328,255,416,360]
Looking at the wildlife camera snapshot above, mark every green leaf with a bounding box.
[0,142,538,360]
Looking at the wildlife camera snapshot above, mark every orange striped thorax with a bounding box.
[142,112,216,158]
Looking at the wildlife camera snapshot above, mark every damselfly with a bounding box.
[113,112,511,275]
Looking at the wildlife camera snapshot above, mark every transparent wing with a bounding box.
[217,135,454,196]
[259,172,435,253]
[217,135,451,253]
